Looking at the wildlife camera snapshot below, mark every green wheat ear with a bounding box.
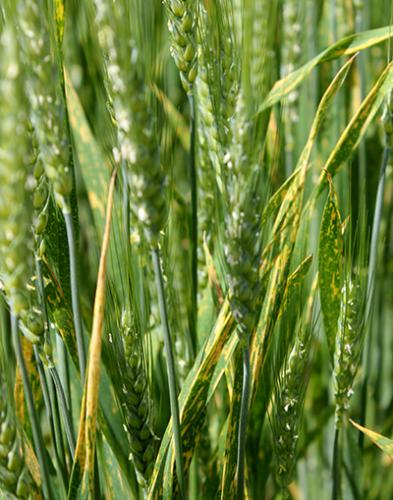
[93,2,185,495]
[0,23,52,499]
[18,0,73,211]
[18,0,87,381]
[0,382,36,499]
[273,330,311,493]
[165,0,198,94]
[117,309,157,489]
[93,0,167,244]
[0,25,34,319]
[334,279,363,429]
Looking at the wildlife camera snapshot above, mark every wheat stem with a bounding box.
[56,333,71,422]
[49,366,76,458]
[64,211,86,382]
[332,428,341,500]
[36,257,75,460]
[152,247,185,498]
[366,146,389,321]
[35,349,68,488]
[236,337,250,500]
[47,372,68,474]
[122,160,130,243]
[188,93,197,357]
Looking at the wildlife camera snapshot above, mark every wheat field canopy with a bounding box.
[0,0,393,499]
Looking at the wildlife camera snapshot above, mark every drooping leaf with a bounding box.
[272,55,356,233]
[260,26,393,111]
[317,60,393,190]
[250,58,353,393]
[350,420,393,459]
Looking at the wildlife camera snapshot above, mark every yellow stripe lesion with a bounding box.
[55,0,65,44]
[88,191,105,218]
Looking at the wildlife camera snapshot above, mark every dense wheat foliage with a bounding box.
[1,1,393,499]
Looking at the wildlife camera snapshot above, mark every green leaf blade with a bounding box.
[318,186,343,362]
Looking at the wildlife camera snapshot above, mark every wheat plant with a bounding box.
[0,0,393,499]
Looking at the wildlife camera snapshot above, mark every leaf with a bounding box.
[260,25,393,111]
[350,420,393,459]
[68,172,116,498]
[43,257,79,365]
[152,84,190,151]
[203,235,224,307]
[84,171,116,494]
[279,255,313,317]
[219,347,243,500]
[40,196,79,364]
[22,430,42,490]
[260,168,301,228]
[207,254,312,408]
[207,330,238,402]
[318,183,342,362]
[317,60,393,190]
[98,436,131,499]
[14,339,41,423]
[260,55,355,242]
[251,58,354,393]
[64,67,111,242]
[97,401,137,497]
[251,241,296,392]
[148,301,235,498]
[54,0,65,46]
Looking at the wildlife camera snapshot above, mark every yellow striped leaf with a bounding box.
[351,420,393,459]
[317,60,393,189]
[260,26,393,111]
[148,301,235,498]
[64,68,110,243]
[272,56,355,233]
[251,58,354,391]
[318,183,342,362]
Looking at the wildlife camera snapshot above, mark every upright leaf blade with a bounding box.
[64,68,110,242]
[318,184,342,362]
[350,420,393,459]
